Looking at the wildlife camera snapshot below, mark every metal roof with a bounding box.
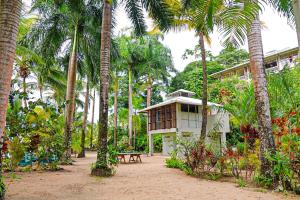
[210,47,298,78]
[166,89,195,97]
[138,96,222,113]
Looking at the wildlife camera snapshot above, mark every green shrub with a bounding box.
[237,178,247,187]
[8,138,25,170]
[236,142,244,155]
[165,157,185,169]
[205,173,222,181]
[253,174,273,189]
[165,152,194,176]
[266,151,292,191]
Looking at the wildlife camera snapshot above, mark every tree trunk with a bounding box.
[133,127,136,149]
[146,77,152,107]
[90,89,95,149]
[293,0,300,56]
[63,25,78,163]
[247,16,276,178]
[146,77,152,155]
[92,0,112,176]
[78,81,89,158]
[113,76,119,148]
[128,65,133,146]
[0,1,22,199]
[39,85,43,100]
[199,32,208,143]
[22,75,28,107]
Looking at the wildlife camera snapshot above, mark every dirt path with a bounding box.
[5,152,299,200]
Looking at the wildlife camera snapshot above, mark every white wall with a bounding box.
[162,133,176,156]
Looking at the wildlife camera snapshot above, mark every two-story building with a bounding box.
[211,47,298,80]
[139,89,230,156]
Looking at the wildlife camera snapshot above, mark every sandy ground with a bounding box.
[5,151,300,200]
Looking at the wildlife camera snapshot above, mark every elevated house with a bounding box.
[139,89,230,156]
[210,47,298,80]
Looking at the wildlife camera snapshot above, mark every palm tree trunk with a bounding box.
[90,89,95,149]
[247,16,276,179]
[292,0,300,55]
[22,76,28,107]
[39,85,43,100]
[63,25,78,163]
[92,0,112,176]
[146,77,152,107]
[133,126,136,149]
[128,65,133,146]
[113,76,119,148]
[146,77,152,155]
[78,82,89,158]
[199,32,208,143]
[0,1,22,199]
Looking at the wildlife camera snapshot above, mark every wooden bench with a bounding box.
[118,153,142,163]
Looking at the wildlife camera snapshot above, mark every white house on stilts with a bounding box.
[138,89,230,156]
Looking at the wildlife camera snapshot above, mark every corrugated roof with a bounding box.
[138,96,222,113]
[166,89,195,97]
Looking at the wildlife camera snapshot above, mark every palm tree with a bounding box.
[92,0,173,176]
[30,0,102,162]
[15,17,44,106]
[90,89,96,149]
[78,80,90,158]
[142,35,175,107]
[111,70,119,148]
[91,0,113,176]
[247,13,276,178]
[167,0,258,142]
[0,0,22,199]
[128,65,134,146]
[117,34,150,146]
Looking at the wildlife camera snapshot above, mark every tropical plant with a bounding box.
[93,0,173,175]
[247,6,276,179]
[78,81,89,158]
[0,1,22,199]
[165,0,258,142]
[30,0,102,163]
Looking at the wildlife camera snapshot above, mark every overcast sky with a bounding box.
[115,5,298,72]
[23,1,298,121]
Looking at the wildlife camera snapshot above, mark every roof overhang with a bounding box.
[138,96,222,113]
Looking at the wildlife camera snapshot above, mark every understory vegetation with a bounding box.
[1,0,300,199]
[166,66,300,194]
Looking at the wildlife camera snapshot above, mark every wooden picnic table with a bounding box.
[118,153,142,163]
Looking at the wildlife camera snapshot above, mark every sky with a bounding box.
[115,4,297,72]
[23,1,298,122]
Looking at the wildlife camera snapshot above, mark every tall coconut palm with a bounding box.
[247,14,276,178]
[0,0,22,199]
[111,69,120,148]
[142,35,175,107]
[90,89,96,149]
[117,34,150,146]
[30,0,102,162]
[128,65,133,146]
[64,24,79,162]
[166,0,258,142]
[91,0,113,176]
[78,80,89,158]
[92,0,173,176]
